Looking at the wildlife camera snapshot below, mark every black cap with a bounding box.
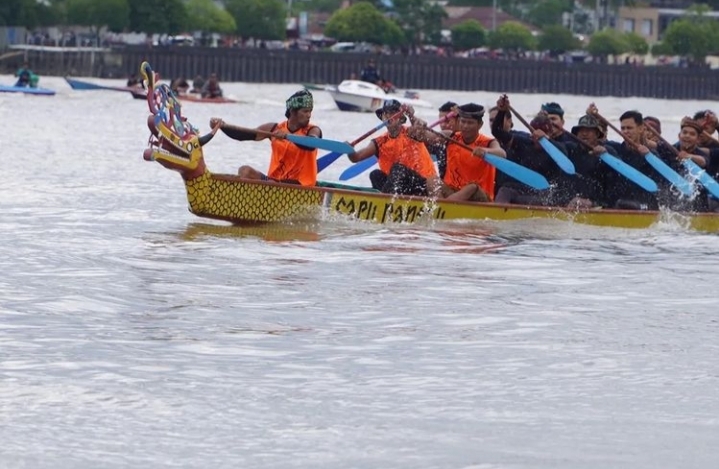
[457,103,485,121]
[375,99,404,121]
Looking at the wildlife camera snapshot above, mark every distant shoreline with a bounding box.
[3,45,719,100]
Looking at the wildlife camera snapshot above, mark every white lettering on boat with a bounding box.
[333,196,446,223]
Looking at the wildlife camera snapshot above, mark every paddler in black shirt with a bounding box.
[492,96,570,206]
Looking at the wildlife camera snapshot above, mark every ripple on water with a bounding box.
[1,86,719,468]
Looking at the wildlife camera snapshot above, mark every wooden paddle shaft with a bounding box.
[425,111,457,129]
[428,128,474,152]
[555,123,593,151]
[595,112,631,142]
[349,110,405,146]
[643,123,680,156]
[508,105,535,132]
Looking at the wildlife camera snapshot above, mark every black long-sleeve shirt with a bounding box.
[492,110,576,205]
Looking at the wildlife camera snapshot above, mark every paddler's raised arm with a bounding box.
[491,95,514,146]
[198,119,224,146]
[347,140,379,163]
[209,117,277,141]
[471,138,506,159]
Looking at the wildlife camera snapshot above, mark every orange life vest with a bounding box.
[444,132,496,199]
[268,121,318,186]
[373,127,437,179]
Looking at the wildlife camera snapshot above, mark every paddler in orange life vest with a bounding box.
[412,103,506,201]
[209,89,320,186]
[347,99,443,197]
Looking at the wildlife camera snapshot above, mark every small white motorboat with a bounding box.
[324,80,432,112]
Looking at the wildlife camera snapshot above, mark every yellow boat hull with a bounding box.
[182,173,719,233]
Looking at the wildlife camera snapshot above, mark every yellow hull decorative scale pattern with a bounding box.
[138,61,719,233]
[185,173,322,223]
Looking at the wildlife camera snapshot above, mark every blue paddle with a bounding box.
[286,134,353,154]
[599,153,658,193]
[643,123,719,200]
[339,156,377,181]
[317,110,404,173]
[485,155,550,190]
[223,125,354,154]
[509,105,576,175]
[433,130,550,191]
[537,137,576,175]
[683,159,719,199]
[539,116,661,194]
[644,152,694,196]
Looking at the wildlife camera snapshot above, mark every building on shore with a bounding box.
[616,4,719,44]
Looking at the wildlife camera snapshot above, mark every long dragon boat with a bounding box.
[139,62,719,234]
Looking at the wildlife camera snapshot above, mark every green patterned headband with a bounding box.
[286,91,313,111]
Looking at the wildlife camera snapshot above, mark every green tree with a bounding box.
[185,0,236,34]
[622,32,648,55]
[527,0,572,29]
[586,29,628,60]
[128,0,187,34]
[393,0,448,46]
[66,0,130,33]
[488,21,535,51]
[451,20,486,50]
[225,0,286,40]
[324,2,404,46]
[538,24,579,55]
[664,19,716,61]
[662,12,719,63]
[0,0,43,28]
[35,0,68,27]
[650,41,673,57]
[300,0,344,14]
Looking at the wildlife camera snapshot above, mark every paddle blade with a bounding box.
[316,151,342,173]
[484,155,550,190]
[538,137,575,175]
[600,153,658,193]
[682,159,719,199]
[339,156,378,181]
[644,153,694,197]
[287,134,354,154]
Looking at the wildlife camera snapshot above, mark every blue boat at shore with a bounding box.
[0,84,55,96]
[65,77,134,92]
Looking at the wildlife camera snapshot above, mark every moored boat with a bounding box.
[322,80,432,112]
[64,77,138,92]
[0,84,55,96]
[139,62,719,233]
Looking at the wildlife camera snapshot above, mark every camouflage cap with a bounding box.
[571,114,605,137]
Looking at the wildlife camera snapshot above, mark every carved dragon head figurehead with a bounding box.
[141,62,206,179]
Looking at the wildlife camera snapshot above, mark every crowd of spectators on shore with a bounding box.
[20,29,694,69]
